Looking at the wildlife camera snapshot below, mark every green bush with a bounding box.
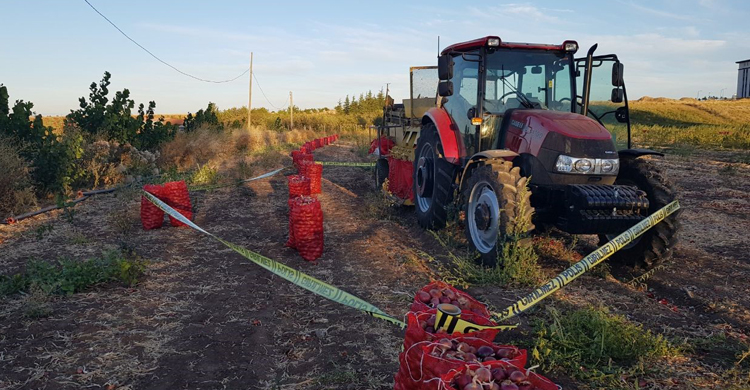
[0,251,148,296]
[530,306,676,385]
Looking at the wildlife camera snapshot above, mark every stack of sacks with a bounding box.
[286,175,311,248]
[290,196,323,261]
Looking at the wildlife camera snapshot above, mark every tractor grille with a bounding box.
[557,185,650,234]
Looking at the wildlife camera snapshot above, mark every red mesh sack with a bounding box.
[418,337,527,380]
[163,180,193,227]
[286,199,297,248]
[323,137,329,146]
[440,361,559,390]
[140,184,165,230]
[403,310,500,353]
[369,136,395,155]
[393,158,414,201]
[288,175,311,198]
[307,163,323,195]
[291,196,323,261]
[411,281,491,318]
[387,155,402,195]
[295,153,314,173]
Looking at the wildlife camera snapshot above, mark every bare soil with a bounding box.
[1,143,749,390]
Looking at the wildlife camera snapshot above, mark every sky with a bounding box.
[1,0,748,116]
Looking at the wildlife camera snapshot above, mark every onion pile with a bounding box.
[451,365,538,390]
[416,288,485,315]
[428,338,521,364]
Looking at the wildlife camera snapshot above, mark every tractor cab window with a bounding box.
[483,49,574,116]
[442,53,480,155]
[575,57,628,148]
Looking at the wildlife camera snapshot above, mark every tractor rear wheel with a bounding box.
[375,158,388,190]
[462,160,535,267]
[414,124,455,230]
[599,157,681,270]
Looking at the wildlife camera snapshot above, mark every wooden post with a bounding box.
[247,52,253,129]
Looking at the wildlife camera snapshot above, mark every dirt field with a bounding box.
[1,142,749,389]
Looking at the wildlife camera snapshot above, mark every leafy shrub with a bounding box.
[0,251,148,296]
[530,306,676,383]
[67,72,177,149]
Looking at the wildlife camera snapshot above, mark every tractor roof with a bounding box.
[441,36,575,55]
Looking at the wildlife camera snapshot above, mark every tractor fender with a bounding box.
[618,148,664,158]
[458,150,519,193]
[423,107,463,165]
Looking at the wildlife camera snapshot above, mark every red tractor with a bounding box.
[376,36,679,268]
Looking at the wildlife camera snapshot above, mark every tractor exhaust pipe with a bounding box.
[581,43,598,116]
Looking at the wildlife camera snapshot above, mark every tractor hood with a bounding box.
[509,110,612,141]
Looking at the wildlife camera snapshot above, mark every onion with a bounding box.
[429,289,442,298]
[500,380,518,390]
[417,291,431,303]
[464,352,477,362]
[437,338,452,349]
[455,373,472,389]
[483,356,497,362]
[517,381,533,390]
[440,296,452,304]
[430,297,441,307]
[496,348,514,359]
[475,367,492,382]
[491,367,507,381]
[464,384,482,390]
[477,345,494,357]
[426,315,436,327]
[457,342,471,352]
[509,370,526,383]
[444,289,457,300]
[484,383,500,390]
[425,326,435,333]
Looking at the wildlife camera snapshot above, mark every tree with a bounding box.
[343,95,351,114]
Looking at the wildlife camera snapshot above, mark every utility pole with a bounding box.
[247,52,253,129]
[289,91,294,130]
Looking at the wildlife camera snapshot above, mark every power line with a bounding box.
[83,0,249,83]
[253,73,287,110]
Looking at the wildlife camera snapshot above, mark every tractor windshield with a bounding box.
[483,49,574,115]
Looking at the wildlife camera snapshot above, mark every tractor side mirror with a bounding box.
[612,62,624,86]
[438,81,453,97]
[611,88,624,103]
[438,54,454,80]
[615,106,629,123]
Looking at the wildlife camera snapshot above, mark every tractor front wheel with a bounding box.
[462,160,534,267]
[599,157,681,270]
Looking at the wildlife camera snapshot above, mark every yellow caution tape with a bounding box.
[142,191,406,328]
[491,200,681,322]
[435,306,518,333]
[190,167,288,191]
[319,161,376,167]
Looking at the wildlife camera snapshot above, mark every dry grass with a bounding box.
[158,126,318,172]
[0,136,37,217]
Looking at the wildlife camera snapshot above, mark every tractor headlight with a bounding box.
[555,155,619,175]
[573,159,593,173]
[600,159,619,173]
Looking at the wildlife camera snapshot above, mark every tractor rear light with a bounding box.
[563,41,578,52]
[487,37,501,47]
